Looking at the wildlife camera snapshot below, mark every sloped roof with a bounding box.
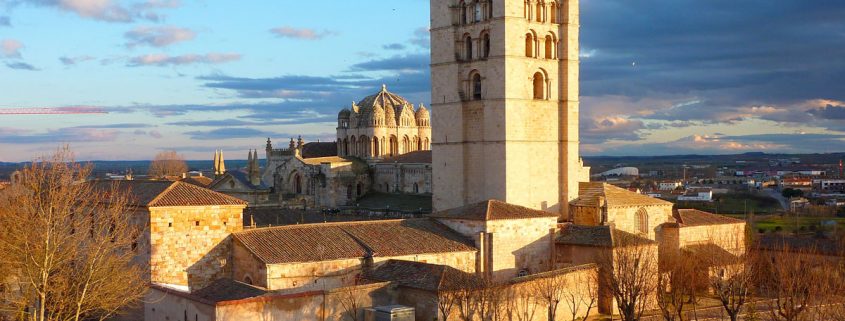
[378,151,432,164]
[556,223,656,247]
[673,209,744,227]
[366,260,477,292]
[90,180,247,207]
[681,243,740,265]
[233,219,476,265]
[181,176,213,187]
[301,156,352,166]
[191,279,267,303]
[572,182,672,208]
[428,199,559,221]
[302,142,338,158]
[211,171,269,191]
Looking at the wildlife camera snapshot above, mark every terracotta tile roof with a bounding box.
[673,209,744,227]
[366,260,476,291]
[428,199,559,221]
[556,223,656,247]
[181,176,213,187]
[211,171,270,191]
[378,151,432,164]
[90,180,247,207]
[233,219,476,265]
[191,279,267,303]
[681,243,740,265]
[572,182,673,208]
[302,142,338,158]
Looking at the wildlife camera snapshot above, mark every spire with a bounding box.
[381,84,387,92]
[247,149,253,174]
[250,149,261,186]
[266,137,272,151]
[289,137,296,150]
[218,150,226,174]
[213,150,220,176]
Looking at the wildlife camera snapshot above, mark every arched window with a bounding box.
[536,1,543,22]
[384,183,390,192]
[416,136,422,150]
[545,35,553,59]
[524,0,529,19]
[533,72,545,99]
[635,208,649,235]
[488,0,493,19]
[343,138,349,156]
[356,183,363,196]
[360,135,369,157]
[482,33,491,58]
[472,72,482,100]
[402,135,410,154]
[465,35,473,60]
[550,1,558,23]
[390,135,398,156]
[413,183,420,194]
[244,276,253,285]
[350,136,357,156]
[474,0,483,22]
[525,33,534,57]
[373,136,380,157]
[294,173,302,194]
[460,0,468,24]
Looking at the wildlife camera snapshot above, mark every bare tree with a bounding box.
[337,286,364,321]
[562,271,597,321]
[598,234,658,321]
[148,150,187,178]
[0,147,146,321]
[529,272,566,321]
[453,281,480,321]
[656,254,696,321]
[757,244,826,321]
[513,286,539,321]
[436,289,459,321]
[709,253,756,321]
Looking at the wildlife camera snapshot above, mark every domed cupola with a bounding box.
[415,104,430,127]
[338,108,351,119]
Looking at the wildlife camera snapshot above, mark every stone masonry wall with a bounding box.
[149,205,245,290]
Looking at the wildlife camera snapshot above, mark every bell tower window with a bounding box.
[465,35,473,60]
[471,72,482,100]
[482,33,490,58]
[532,72,545,100]
[525,33,534,57]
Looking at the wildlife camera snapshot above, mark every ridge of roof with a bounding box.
[673,209,745,227]
[572,182,672,208]
[146,180,178,207]
[428,199,559,221]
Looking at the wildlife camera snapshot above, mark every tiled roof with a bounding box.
[181,176,214,187]
[556,223,656,247]
[302,142,338,158]
[571,182,673,208]
[90,180,247,207]
[378,151,432,164]
[681,243,740,265]
[673,209,744,227]
[301,156,352,166]
[211,171,270,191]
[366,260,477,291]
[428,199,559,221]
[191,279,267,303]
[233,219,476,265]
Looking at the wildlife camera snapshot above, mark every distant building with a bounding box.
[658,181,683,191]
[677,188,713,202]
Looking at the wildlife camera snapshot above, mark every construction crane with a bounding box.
[0,107,108,115]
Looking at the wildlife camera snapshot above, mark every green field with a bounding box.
[746,214,845,234]
[675,192,783,215]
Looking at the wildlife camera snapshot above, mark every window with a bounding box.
[545,35,553,59]
[635,208,649,235]
[413,183,420,194]
[536,1,543,22]
[533,72,545,99]
[347,185,353,200]
[244,276,253,285]
[465,36,473,60]
[460,1,467,24]
[356,183,363,196]
[474,1,483,22]
[525,33,534,57]
[488,0,493,19]
[482,33,490,58]
[294,173,302,194]
[472,72,482,100]
[550,2,558,23]
[517,269,529,277]
[195,221,200,226]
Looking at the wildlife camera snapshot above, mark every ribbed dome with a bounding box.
[384,103,397,127]
[338,108,351,119]
[415,105,430,120]
[357,85,412,115]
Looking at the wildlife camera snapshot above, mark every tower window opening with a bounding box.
[525,33,534,57]
[533,72,545,100]
[460,1,468,24]
[482,33,490,58]
[536,1,544,22]
[545,35,553,59]
[474,1,483,22]
[636,208,649,235]
[465,36,473,60]
[472,73,482,100]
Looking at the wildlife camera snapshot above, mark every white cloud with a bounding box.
[127,53,241,67]
[124,26,195,48]
[21,0,180,23]
[269,26,335,40]
[1,39,23,58]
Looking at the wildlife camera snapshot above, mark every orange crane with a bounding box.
[0,107,108,115]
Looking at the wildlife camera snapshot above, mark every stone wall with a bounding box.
[149,205,245,290]
[487,218,557,281]
[677,223,746,253]
[234,250,476,292]
[145,287,216,321]
[373,163,432,195]
[608,204,673,240]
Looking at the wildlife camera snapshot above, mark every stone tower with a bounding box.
[430,0,586,216]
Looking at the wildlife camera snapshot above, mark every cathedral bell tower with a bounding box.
[430,0,584,216]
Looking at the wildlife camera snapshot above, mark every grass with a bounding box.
[750,214,845,233]
[674,192,782,214]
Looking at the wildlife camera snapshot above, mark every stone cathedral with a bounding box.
[136,1,748,320]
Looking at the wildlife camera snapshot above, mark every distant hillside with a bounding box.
[0,159,262,180]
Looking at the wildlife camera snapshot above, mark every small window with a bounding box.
[168,222,173,228]
[533,72,545,99]
[474,1,483,22]
[465,36,473,60]
[482,33,491,58]
[517,269,529,277]
[472,73,482,100]
[525,33,534,57]
[195,221,200,226]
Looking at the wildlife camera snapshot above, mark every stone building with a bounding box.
[140,0,750,319]
[336,85,431,160]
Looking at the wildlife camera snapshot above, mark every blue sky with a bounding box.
[0,0,844,161]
